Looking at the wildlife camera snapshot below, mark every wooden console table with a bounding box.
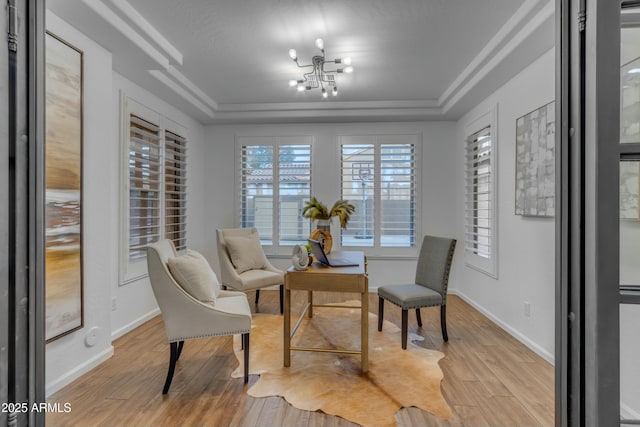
[283,251,369,373]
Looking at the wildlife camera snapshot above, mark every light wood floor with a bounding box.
[47,292,554,427]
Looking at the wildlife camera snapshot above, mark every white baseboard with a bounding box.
[621,402,640,423]
[111,308,160,340]
[46,346,114,397]
[449,289,555,365]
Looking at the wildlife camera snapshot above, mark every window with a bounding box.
[128,115,162,261]
[464,108,497,277]
[340,135,418,250]
[237,136,312,250]
[122,98,188,282]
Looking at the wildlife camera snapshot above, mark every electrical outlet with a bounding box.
[111,297,117,311]
[524,301,531,317]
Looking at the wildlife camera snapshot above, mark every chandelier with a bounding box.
[288,38,353,98]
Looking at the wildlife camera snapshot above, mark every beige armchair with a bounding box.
[216,228,284,314]
[147,239,252,393]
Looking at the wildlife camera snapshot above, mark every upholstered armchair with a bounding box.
[147,240,252,393]
[216,228,285,314]
[377,235,456,349]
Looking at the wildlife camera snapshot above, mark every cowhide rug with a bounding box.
[231,301,451,427]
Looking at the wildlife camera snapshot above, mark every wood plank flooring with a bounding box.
[47,292,554,427]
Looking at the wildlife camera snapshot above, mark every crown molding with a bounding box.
[108,0,183,65]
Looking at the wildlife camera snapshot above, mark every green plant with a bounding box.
[302,197,356,229]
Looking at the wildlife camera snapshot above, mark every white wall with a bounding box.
[45,13,208,396]
[46,11,116,396]
[110,72,207,339]
[203,122,458,290]
[454,48,556,362]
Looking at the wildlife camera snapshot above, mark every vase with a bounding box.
[311,219,333,254]
[316,219,331,231]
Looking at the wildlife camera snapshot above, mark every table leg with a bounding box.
[284,287,291,367]
[308,290,313,318]
[361,289,369,373]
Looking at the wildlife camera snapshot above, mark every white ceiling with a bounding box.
[46,0,555,124]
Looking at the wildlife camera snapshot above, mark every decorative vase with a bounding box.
[311,219,333,254]
[316,219,331,231]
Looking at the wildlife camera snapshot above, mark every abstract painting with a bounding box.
[621,57,640,144]
[45,32,83,342]
[515,101,556,217]
[621,161,640,220]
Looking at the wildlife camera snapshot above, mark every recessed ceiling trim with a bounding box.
[441,0,554,114]
[82,0,170,69]
[108,0,184,65]
[438,0,548,108]
[217,100,439,112]
[212,107,443,122]
[165,65,219,110]
[149,70,215,119]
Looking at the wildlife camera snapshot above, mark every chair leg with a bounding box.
[255,289,260,305]
[401,309,408,350]
[222,284,227,290]
[441,305,449,342]
[416,308,422,327]
[176,340,184,360]
[242,333,250,384]
[378,297,384,331]
[279,285,284,315]
[162,342,179,394]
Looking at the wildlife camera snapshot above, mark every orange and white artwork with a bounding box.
[45,32,83,342]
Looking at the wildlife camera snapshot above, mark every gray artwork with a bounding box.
[620,161,640,220]
[515,101,555,217]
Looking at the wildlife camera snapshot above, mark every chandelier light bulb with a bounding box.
[344,66,354,74]
[342,57,352,65]
[289,79,298,87]
[289,49,297,60]
[315,38,324,50]
[332,87,338,96]
[322,88,328,98]
[297,84,305,92]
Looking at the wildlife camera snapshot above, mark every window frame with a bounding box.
[235,135,314,255]
[337,134,421,258]
[463,106,498,278]
[119,96,188,284]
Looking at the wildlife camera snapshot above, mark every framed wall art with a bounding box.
[45,32,84,342]
[620,161,640,220]
[515,101,556,217]
[621,57,640,144]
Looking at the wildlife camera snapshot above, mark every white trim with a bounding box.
[82,0,170,69]
[149,70,215,118]
[449,289,555,365]
[46,346,114,397]
[111,308,160,340]
[108,0,183,65]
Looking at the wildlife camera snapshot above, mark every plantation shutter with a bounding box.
[341,143,375,247]
[128,114,161,260]
[278,144,311,245]
[380,143,415,247]
[465,126,492,258]
[240,145,274,243]
[165,130,187,251]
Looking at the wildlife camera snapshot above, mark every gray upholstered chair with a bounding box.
[147,240,252,393]
[377,235,456,349]
[216,228,284,314]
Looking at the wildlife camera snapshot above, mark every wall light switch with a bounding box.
[524,301,531,317]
